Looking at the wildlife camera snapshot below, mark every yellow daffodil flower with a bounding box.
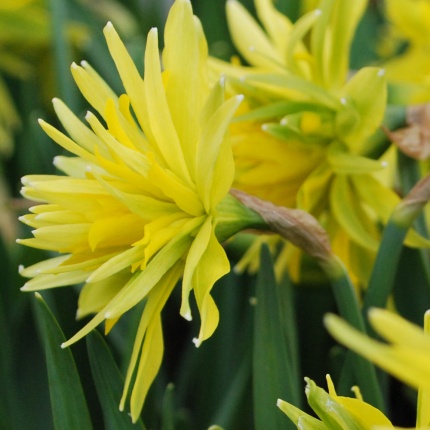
[18,0,264,421]
[381,0,430,104]
[278,374,394,429]
[325,309,430,429]
[210,0,410,285]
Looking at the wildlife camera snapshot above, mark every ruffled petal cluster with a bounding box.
[210,0,411,284]
[18,0,263,420]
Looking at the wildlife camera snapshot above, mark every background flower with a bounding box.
[210,0,403,285]
[326,309,430,429]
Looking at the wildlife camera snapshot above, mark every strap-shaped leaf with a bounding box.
[253,245,297,430]
[86,330,145,429]
[33,293,93,430]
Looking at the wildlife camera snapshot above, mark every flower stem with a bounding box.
[364,173,430,317]
[320,256,386,411]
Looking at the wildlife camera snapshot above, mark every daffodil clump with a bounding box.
[12,0,430,428]
[210,0,411,284]
[17,0,264,420]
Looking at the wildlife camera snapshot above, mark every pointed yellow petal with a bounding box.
[226,0,281,68]
[277,398,327,429]
[52,97,102,155]
[19,255,70,278]
[129,316,164,422]
[86,245,145,283]
[38,118,97,164]
[143,27,190,182]
[181,216,213,321]
[104,235,190,319]
[148,161,203,217]
[330,175,379,251]
[21,270,88,291]
[369,308,430,353]
[102,23,147,134]
[325,313,430,392]
[120,263,181,414]
[71,61,117,116]
[192,225,230,345]
[85,111,150,176]
[255,0,294,58]
[196,94,242,210]
[339,67,386,151]
[163,0,208,178]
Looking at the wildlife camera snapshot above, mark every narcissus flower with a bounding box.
[278,374,393,429]
[18,0,264,420]
[326,309,430,429]
[380,0,430,104]
[211,0,414,284]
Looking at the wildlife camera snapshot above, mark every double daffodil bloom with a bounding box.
[18,0,263,421]
[326,309,430,429]
[381,0,430,104]
[211,0,409,284]
[278,374,393,429]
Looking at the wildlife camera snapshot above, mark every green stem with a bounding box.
[362,220,407,316]
[398,150,422,194]
[320,256,385,411]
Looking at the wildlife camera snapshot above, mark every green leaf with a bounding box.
[33,293,93,430]
[161,383,175,430]
[48,0,79,111]
[277,273,302,408]
[86,329,145,430]
[253,245,297,430]
[210,352,252,427]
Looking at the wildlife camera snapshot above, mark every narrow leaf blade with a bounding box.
[253,245,296,430]
[33,293,93,430]
[86,329,145,430]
